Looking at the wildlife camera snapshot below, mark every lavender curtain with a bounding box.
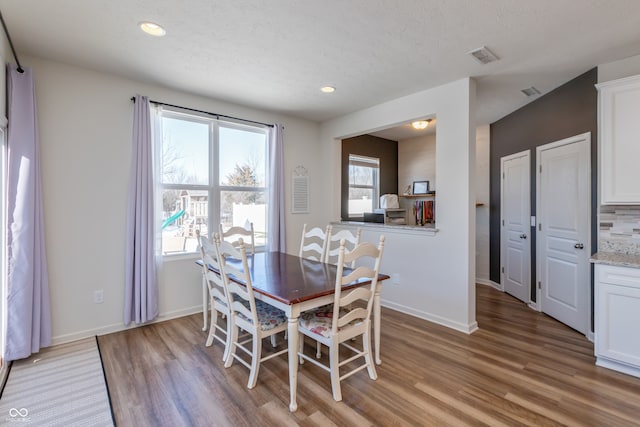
[124,95,159,325]
[5,64,52,362]
[267,124,286,252]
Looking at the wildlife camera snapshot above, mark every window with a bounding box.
[348,154,380,217]
[159,109,268,255]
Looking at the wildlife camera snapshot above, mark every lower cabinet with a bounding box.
[594,264,640,378]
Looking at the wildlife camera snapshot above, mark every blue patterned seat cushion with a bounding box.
[300,304,362,338]
[236,299,287,331]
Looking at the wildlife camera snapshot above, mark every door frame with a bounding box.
[500,149,531,297]
[535,132,591,332]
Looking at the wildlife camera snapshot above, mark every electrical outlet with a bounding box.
[392,273,400,285]
[94,290,104,304]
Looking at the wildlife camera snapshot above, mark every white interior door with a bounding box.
[537,133,590,334]
[501,151,531,303]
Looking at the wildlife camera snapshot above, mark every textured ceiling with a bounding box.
[1,0,639,128]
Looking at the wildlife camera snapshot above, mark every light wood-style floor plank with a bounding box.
[99,285,640,426]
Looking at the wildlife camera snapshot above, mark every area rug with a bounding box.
[0,337,114,426]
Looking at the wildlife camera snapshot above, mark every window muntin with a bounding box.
[159,110,268,255]
[348,154,380,217]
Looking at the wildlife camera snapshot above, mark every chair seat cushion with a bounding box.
[300,304,361,338]
[237,300,287,331]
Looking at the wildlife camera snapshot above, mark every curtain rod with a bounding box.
[0,10,24,73]
[130,97,274,128]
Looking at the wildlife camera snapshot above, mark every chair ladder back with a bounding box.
[331,236,385,335]
[216,238,258,329]
[219,223,256,255]
[325,227,361,267]
[299,224,331,262]
[199,234,227,302]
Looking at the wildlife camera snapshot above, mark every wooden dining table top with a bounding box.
[197,251,389,305]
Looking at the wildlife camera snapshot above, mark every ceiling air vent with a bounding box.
[521,86,541,97]
[468,46,499,65]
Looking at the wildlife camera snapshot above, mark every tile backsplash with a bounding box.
[599,205,640,255]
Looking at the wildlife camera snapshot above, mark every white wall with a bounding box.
[598,53,640,83]
[23,55,324,344]
[475,125,490,284]
[398,133,436,193]
[321,78,478,333]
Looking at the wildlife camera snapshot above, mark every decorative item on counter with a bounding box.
[412,180,429,195]
[403,185,412,195]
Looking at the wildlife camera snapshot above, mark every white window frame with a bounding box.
[158,108,269,256]
[347,154,380,218]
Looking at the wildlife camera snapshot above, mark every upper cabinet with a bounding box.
[597,75,640,204]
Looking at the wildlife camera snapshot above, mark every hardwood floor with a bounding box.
[99,285,640,426]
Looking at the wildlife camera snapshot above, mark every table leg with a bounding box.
[287,316,299,412]
[202,274,208,331]
[374,286,382,365]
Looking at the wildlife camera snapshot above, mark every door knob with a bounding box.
[574,243,584,249]
[520,234,527,239]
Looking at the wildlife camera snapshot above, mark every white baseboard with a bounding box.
[381,299,478,334]
[50,305,203,346]
[476,278,503,291]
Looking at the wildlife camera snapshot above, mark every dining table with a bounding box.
[197,251,389,412]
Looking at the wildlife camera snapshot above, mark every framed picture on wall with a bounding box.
[412,180,429,194]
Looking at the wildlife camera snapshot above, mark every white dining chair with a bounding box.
[298,235,385,402]
[219,222,255,254]
[198,232,232,362]
[299,224,331,262]
[218,238,288,389]
[310,226,362,358]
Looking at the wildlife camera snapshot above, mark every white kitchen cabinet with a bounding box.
[597,75,640,204]
[594,264,640,378]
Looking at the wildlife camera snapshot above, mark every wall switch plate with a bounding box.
[94,290,104,304]
[392,273,400,285]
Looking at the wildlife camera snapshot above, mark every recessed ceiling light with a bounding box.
[320,86,336,93]
[139,21,166,37]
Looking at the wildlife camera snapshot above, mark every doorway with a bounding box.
[536,133,590,334]
[500,150,531,303]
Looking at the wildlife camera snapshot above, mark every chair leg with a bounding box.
[247,333,262,389]
[316,341,322,358]
[221,313,232,363]
[270,334,277,348]
[205,301,217,347]
[363,329,377,380]
[224,324,238,368]
[298,333,305,364]
[329,343,342,401]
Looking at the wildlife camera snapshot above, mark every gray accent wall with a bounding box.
[341,135,398,221]
[489,68,598,303]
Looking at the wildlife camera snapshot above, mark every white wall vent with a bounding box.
[521,86,542,97]
[468,46,499,65]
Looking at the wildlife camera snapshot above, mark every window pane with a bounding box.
[161,189,208,254]
[162,117,209,185]
[349,164,375,186]
[219,126,266,187]
[220,190,266,247]
[348,188,374,216]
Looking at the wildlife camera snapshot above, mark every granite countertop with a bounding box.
[590,252,640,268]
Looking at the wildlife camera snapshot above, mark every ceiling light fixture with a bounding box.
[320,86,336,93]
[139,21,166,37]
[411,119,432,130]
